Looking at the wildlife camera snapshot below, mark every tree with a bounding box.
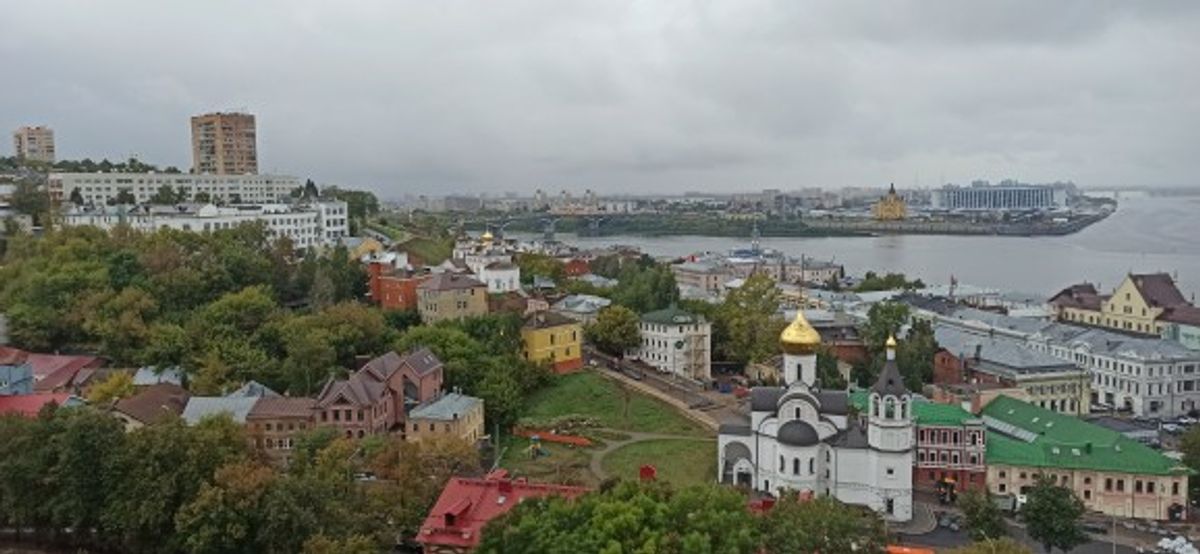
[1021,475,1086,553]
[862,301,910,351]
[110,188,136,205]
[587,305,641,356]
[303,179,319,198]
[816,346,846,389]
[515,253,564,285]
[87,371,136,403]
[760,494,886,554]
[150,184,181,204]
[477,481,761,554]
[959,489,1007,542]
[9,177,50,221]
[69,188,85,205]
[610,263,678,313]
[947,539,1032,554]
[174,462,276,554]
[713,274,784,364]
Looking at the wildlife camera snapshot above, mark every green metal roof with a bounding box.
[847,389,975,426]
[982,395,1191,477]
[640,305,703,325]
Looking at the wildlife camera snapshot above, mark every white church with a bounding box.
[717,311,915,521]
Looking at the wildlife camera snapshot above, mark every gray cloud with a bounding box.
[2,0,1198,197]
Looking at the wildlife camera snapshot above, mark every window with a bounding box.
[886,467,894,476]
[779,456,784,472]
[809,459,815,474]
[1084,477,1092,485]
[1117,479,1125,492]
[999,483,1007,493]
[999,471,1006,479]
[1135,481,1143,494]
[1174,482,1181,495]
[793,458,800,475]
[1148,482,1155,494]
[1084,490,1092,500]
[1019,472,1027,479]
[1105,478,1113,491]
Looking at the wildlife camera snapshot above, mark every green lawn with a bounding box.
[522,372,710,437]
[601,439,716,486]
[498,436,597,487]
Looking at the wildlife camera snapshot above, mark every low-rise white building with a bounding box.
[637,305,712,381]
[64,201,349,248]
[917,304,1200,417]
[49,172,300,205]
[478,261,521,294]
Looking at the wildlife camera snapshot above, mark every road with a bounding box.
[901,523,1144,553]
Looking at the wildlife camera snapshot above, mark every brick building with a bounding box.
[315,349,445,438]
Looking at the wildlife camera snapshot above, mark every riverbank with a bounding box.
[486,210,1110,238]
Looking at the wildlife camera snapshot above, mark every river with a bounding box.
[521,196,1200,297]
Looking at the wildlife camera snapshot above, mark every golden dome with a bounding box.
[885,334,897,348]
[780,310,821,355]
[480,230,494,242]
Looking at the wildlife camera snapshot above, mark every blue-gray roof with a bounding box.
[182,397,258,424]
[934,326,1075,373]
[409,392,481,421]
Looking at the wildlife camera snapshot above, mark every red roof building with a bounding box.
[416,470,589,553]
[0,346,104,393]
[0,393,79,418]
[562,258,590,277]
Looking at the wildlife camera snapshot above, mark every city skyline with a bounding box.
[3,1,1199,195]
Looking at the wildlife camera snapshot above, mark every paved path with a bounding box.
[587,429,715,481]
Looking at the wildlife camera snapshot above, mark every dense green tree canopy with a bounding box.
[586,305,642,356]
[959,489,1007,542]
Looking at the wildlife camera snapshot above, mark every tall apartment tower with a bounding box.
[13,126,56,163]
[190,112,258,175]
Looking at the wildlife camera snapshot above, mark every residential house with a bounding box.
[315,349,445,438]
[112,383,190,430]
[562,258,590,277]
[551,294,611,324]
[0,347,105,394]
[0,393,82,418]
[347,236,386,260]
[369,264,430,311]
[521,312,584,373]
[417,470,589,553]
[1050,273,1200,338]
[182,396,259,425]
[983,395,1191,520]
[406,391,485,444]
[671,261,725,296]
[418,273,488,324]
[574,273,617,289]
[478,262,520,294]
[247,397,317,465]
[0,352,33,395]
[638,305,712,381]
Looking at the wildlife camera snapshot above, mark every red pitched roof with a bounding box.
[0,393,76,418]
[416,470,589,550]
[0,347,104,393]
[1048,283,1104,311]
[1131,273,1189,308]
[1163,305,1200,326]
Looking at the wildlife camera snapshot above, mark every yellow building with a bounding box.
[521,311,584,374]
[407,392,485,443]
[873,183,907,221]
[1050,273,1200,337]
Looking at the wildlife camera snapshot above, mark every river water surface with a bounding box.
[523,196,1200,297]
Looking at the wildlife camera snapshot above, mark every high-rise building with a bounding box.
[12,126,56,163]
[190,112,257,175]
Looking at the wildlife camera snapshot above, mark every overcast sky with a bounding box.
[3,1,1198,197]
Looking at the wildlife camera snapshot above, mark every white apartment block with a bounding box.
[64,201,349,249]
[919,305,1200,417]
[49,173,300,205]
[637,306,712,381]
